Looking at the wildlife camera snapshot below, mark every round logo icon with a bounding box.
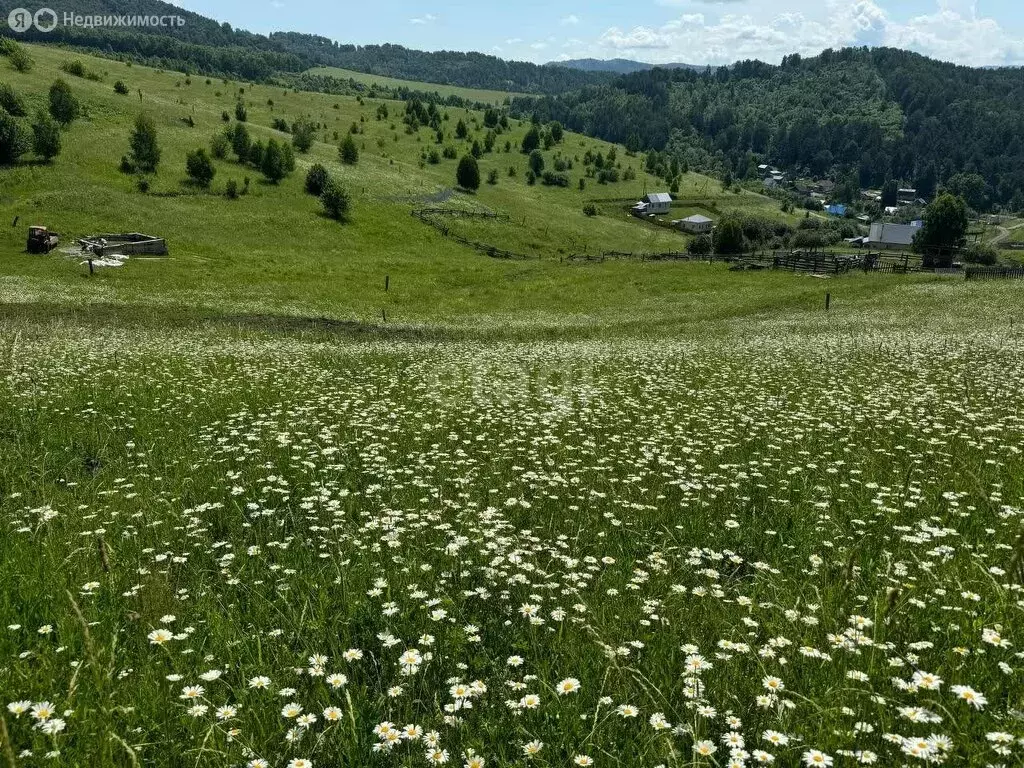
[7,7,33,32]
[34,7,58,32]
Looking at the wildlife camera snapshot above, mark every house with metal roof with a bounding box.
[632,192,672,216]
[868,222,918,250]
[678,214,714,234]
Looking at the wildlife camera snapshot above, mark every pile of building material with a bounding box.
[78,233,168,257]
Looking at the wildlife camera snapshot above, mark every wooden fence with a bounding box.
[564,250,694,262]
[965,266,1024,280]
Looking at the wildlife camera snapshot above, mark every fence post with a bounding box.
[385,275,390,292]
[825,292,831,311]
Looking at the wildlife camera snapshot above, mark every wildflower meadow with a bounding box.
[1,313,1023,768]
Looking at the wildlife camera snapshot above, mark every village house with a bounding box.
[632,192,672,217]
[678,214,714,234]
[897,187,918,204]
[868,222,919,250]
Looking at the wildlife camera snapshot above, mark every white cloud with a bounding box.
[561,14,581,26]
[886,3,1024,66]
[409,13,437,25]
[505,37,523,45]
[589,0,1024,66]
[530,41,549,50]
[599,25,673,49]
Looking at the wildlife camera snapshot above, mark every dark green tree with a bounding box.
[185,147,216,187]
[0,111,29,165]
[713,215,745,254]
[521,126,540,154]
[339,134,359,164]
[210,131,230,159]
[456,154,480,191]
[234,100,247,122]
[528,149,544,176]
[248,139,265,169]
[913,192,968,266]
[292,118,315,152]
[305,163,329,196]
[229,123,250,161]
[455,119,468,139]
[944,172,988,211]
[261,138,285,183]
[320,177,351,221]
[881,179,898,207]
[128,113,161,173]
[31,112,61,161]
[48,79,80,125]
[4,40,34,73]
[549,121,563,144]
[0,83,26,116]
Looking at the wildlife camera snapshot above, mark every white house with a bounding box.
[679,214,714,234]
[632,192,672,216]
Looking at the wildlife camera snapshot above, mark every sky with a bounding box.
[175,0,1024,67]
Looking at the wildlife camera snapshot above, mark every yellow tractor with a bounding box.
[27,226,60,254]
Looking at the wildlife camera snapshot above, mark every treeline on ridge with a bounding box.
[513,47,1024,211]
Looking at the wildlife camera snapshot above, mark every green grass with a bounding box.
[1,44,784,330]
[305,65,526,105]
[2,43,1024,768]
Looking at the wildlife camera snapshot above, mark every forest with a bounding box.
[10,0,610,94]
[514,48,1024,211]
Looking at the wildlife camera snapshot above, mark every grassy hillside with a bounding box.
[304,66,525,105]
[3,44,1024,768]
[4,43,806,334]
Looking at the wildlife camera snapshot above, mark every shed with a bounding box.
[679,214,714,234]
[826,204,847,217]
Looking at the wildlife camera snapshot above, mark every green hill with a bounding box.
[8,1,609,94]
[0,43,804,333]
[519,48,1024,211]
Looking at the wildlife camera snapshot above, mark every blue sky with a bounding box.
[176,0,1024,67]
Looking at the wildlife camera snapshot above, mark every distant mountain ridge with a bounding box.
[8,0,611,94]
[549,58,709,74]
